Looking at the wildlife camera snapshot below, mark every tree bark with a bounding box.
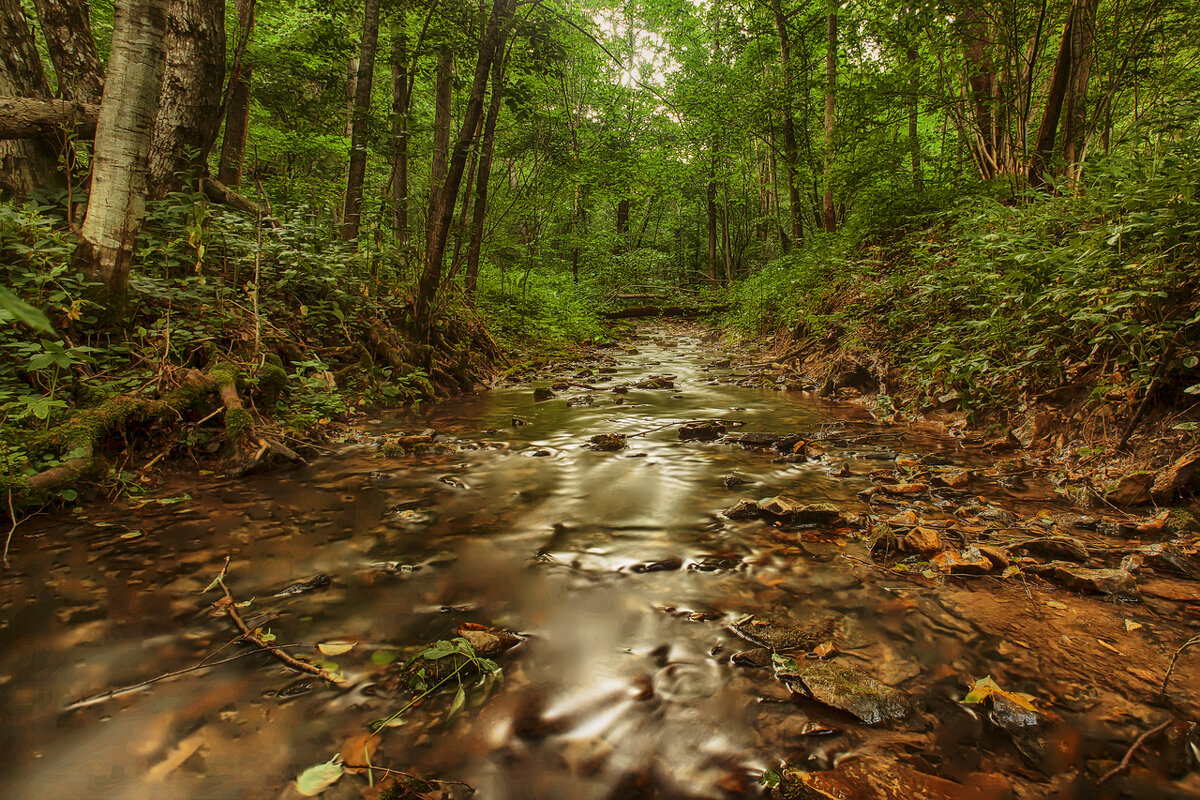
[0,97,97,139]
[960,3,999,179]
[0,0,58,196]
[1060,0,1098,182]
[908,44,922,190]
[466,42,509,297]
[706,150,718,283]
[147,0,225,199]
[1028,2,1085,189]
[416,0,515,335]
[340,0,380,241]
[770,0,803,246]
[32,0,104,104]
[390,13,410,246]
[428,47,453,213]
[217,0,255,187]
[73,0,169,320]
[822,0,837,233]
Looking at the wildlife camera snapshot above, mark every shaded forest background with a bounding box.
[2,0,1200,505]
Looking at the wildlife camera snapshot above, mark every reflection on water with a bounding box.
[1,325,1196,799]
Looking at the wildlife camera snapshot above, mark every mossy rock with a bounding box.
[256,362,288,404]
[225,407,254,443]
[1166,507,1200,535]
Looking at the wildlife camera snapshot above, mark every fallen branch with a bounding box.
[210,557,348,686]
[202,177,281,227]
[1160,634,1200,697]
[1097,718,1172,784]
[0,96,98,139]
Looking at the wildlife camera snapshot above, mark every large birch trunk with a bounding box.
[73,0,169,318]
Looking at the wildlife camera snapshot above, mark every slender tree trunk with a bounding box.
[390,14,410,246]
[32,0,104,104]
[416,0,515,333]
[428,47,452,214]
[340,0,380,240]
[466,45,509,297]
[706,149,718,283]
[73,0,169,319]
[908,45,922,189]
[147,0,225,199]
[822,0,837,233]
[960,3,998,179]
[1061,0,1098,183]
[1028,1,1085,189]
[217,0,255,187]
[0,0,58,196]
[770,0,803,247]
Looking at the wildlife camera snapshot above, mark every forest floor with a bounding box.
[1,321,1197,799]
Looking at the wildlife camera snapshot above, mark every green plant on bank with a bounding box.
[726,139,1200,420]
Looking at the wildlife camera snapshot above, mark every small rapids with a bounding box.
[1,324,1197,799]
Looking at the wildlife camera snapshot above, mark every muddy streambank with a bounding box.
[0,322,1197,799]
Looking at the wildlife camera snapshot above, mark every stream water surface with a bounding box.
[1,324,1197,799]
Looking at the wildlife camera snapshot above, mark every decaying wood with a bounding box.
[0,96,98,139]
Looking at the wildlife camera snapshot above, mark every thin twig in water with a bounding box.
[1097,719,1172,784]
[360,764,474,792]
[3,489,19,566]
[1160,634,1200,696]
[211,556,348,686]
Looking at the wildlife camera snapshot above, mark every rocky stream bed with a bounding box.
[0,323,1197,799]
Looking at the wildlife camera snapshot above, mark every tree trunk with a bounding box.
[1060,0,1098,182]
[147,0,225,199]
[706,149,718,283]
[0,97,97,139]
[466,42,509,297]
[73,0,169,320]
[822,0,837,233]
[217,0,255,187]
[908,45,922,190]
[1028,3,1082,189]
[960,3,999,179]
[32,0,104,104]
[390,13,410,246]
[340,0,380,241]
[770,0,803,247]
[416,0,515,335]
[0,0,58,196]
[428,47,452,211]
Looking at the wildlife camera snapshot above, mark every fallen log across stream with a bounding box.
[602,304,729,319]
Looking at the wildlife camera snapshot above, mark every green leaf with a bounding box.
[447,685,466,723]
[760,769,781,788]
[295,757,343,796]
[0,287,54,334]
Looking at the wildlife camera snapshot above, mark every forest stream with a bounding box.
[1,323,1198,800]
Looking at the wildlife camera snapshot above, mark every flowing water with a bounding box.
[1,324,1197,799]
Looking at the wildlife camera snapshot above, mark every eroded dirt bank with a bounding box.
[0,323,1196,799]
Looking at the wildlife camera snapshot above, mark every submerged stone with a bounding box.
[932,548,994,575]
[778,758,1002,800]
[730,615,838,652]
[724,499,762,520]
[902,527,944,555]
[1028,562,1139,598]
[588,433,627,451]
[1014,536,1089,563]
[776,660,911,725]
[679,420,727,441]
[533,387,556,402]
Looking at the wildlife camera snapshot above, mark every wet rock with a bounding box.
[691,555,743,571]
[567,395,595,407]
[533,387,556,402]
[932,548,994,575]
[902,527,944,555]
[679,420,727,441]
[1121,542,1195,576]
[1166,507,1200,535]
[1014,536,1089,563]
[777,758,1002,800]
[828,463,851,478]
[724,499,762,520]
[588,433,627,451]
[1028,562,1139,597]
[273,573,333,597]
[1151,449,1200,503]
[731,648,772,667]
[758,497,844,526]
[976,545,1011,570]
[879,482,929,496]
[511,416,528,427]
[630,555,684,573]
[775,660,911,725]
[759,495,801,519]
[731,615,838,652]
[934,470,971,489]
[611,386,629,394]
[1106,472,1154,506]
[734,432,782,447]
[724,471,749,487]
[635,377,674,390]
